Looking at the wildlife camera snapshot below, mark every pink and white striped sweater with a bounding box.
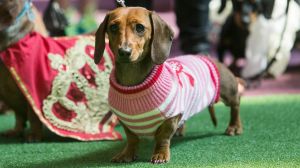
[109,55,220,136]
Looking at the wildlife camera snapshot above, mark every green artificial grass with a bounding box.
[0,95,300,168]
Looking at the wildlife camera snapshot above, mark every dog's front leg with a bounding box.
[112,123,139,163]
[0,108,26,137]
[151,115,181,164]
[26,106,43,142]
[175,123,186,137]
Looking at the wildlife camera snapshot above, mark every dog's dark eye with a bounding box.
[135,24,145,33]
[109,24,119,33]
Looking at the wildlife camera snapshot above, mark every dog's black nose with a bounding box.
[118,47,132,57]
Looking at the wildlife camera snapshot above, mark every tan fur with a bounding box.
[108,8,152,63]
[94,7,243,164]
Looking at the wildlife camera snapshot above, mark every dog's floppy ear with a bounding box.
[94,14,109,64]
[150,11,174,65]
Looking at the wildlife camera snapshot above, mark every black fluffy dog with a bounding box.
[217,0,261,76]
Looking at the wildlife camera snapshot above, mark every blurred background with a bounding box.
[1,2,299,167]
[36,0,300,95]
[1,0,300,114]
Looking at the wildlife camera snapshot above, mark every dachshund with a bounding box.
[94,7,245,164]
[0,0,42,142]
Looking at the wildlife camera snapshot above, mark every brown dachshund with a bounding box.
[0,1,48,116]
[94,7,244,164]
[0,0,43,141]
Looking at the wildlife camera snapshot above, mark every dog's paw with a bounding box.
[174,131,184,137]
[111,152,137,163]
[0,129,23,138]
[25,133,42,143]
[175,125,185,137]
[225,126,243,136]
[151,152,170,164]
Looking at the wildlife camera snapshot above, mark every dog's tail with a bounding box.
[208,105,217,127]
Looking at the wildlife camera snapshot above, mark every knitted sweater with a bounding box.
[109,55,220,136]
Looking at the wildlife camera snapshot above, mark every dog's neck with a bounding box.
[0,13,34,52]
[115,55,155,86]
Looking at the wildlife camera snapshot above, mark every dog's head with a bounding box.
[220,0,261,29]
[232,0,261,29]
[0,0,25,31]
[94,7,174,65]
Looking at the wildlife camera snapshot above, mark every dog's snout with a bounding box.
[118,47,132,57]
[242,15,250,25]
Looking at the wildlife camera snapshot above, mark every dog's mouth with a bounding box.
[116,55,144,64]
[116,55,131,63]
[114,47,144,64]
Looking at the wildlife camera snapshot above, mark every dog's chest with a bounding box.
[109,55,220,136]
[0,63,17,98]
